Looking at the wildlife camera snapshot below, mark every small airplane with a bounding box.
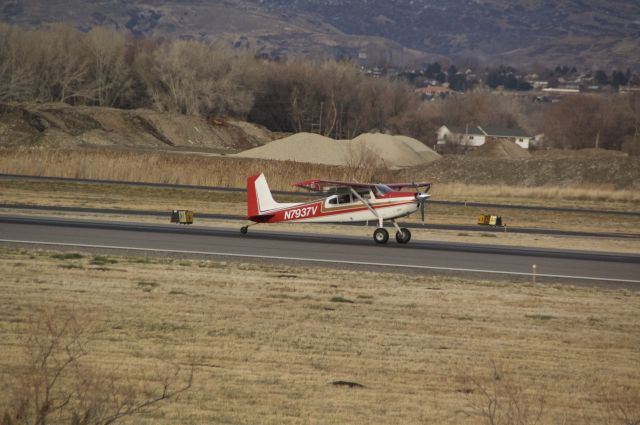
[241,173,431,244]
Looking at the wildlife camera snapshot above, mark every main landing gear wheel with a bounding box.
[373,228,389,244]
[395,228,411,243]
[240,226,248,234]
[395,228,411,244]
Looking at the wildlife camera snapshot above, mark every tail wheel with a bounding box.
[373,228,389,244]
[395,228,411,244]
[240,226,248,234]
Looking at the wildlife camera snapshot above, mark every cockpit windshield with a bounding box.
[374,184,393,196]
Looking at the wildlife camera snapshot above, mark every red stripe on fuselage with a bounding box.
[252,198,416,223]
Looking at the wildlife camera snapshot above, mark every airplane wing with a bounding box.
[293,179,378,192]
[294,179,431,192]
[385,182,432,191]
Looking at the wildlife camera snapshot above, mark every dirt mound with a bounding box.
[0,103,272,153]
[533,148,628,159]
[467,138,531,160]
[351,133,440,168]
[235,132,440,169]
[235,133,351,165]
[410,155,640,189]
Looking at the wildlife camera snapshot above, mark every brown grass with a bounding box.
[433,182,640,206]
[2,148,639,207]
[1,246,639,424]
[0,148,393,191]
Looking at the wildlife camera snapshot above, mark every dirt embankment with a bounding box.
[401,138,639,190]
[413,155,640,190]
[467,138,531,160]
[0,103,273,154]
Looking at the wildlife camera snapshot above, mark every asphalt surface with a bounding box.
[3,173,639,216]
[2,204,639,240]
[1,215,639,289]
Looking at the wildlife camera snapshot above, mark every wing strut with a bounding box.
[349,187,383,228]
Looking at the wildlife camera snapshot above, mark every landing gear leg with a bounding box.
[391,220,411,244]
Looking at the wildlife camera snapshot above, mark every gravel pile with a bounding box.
[234,132,440,169]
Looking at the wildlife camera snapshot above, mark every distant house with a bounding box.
[527,80,549,90]
[415,86,456,100]
[542,87,580,94]
[436,125,536,149]
[619,86,640,94]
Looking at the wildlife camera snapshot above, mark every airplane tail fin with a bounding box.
[247,173,279,219]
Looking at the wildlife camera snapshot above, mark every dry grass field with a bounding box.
[0,148,386,191]
[1,148,640,207]
[435,182,640,207]
[0,246,639,424]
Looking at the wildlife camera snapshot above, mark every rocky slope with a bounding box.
[2,0,638,69]
[0,103,272,153]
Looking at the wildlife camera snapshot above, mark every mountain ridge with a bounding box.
[2,0,638,69]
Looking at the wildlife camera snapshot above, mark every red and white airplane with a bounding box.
[241,173,431,244]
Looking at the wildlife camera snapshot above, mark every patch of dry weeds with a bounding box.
[0,247,638,424]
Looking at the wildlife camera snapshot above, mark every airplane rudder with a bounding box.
[247,174,260,218]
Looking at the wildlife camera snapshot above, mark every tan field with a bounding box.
[0,246,639,424]
[1,148,639,423]
[1,148,640,206]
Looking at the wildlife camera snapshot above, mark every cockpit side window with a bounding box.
[374,184,393,196]
[355,189,372,200]
[338,194,352,204]
[327,193,352,205]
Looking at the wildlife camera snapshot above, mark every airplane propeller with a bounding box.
[412,182,430,225]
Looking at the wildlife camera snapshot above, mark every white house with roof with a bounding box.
[436,125,537,149]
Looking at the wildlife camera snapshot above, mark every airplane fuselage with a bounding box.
[251,191,419,224]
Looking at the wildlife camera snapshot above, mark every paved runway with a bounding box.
[1,215,639,288]
[3,203,638,239]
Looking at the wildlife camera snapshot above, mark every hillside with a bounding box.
[1,103,637,190]
[2,0,639,69]
[0,103,272,153]
[410,153,640,190]
[0,0,432,66]
[255,0,640,70]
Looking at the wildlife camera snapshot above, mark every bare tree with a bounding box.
[86,27,133,107]
[542,94,630,150]
[142,40,255,117]
[44,25,93,103]
[2,306,193,425]
[622,93,640,155]
[439,92,521,130]
[461,361,545,425]
[600,384,640,425]
[0,24,39,102]
[249,59,420,139]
